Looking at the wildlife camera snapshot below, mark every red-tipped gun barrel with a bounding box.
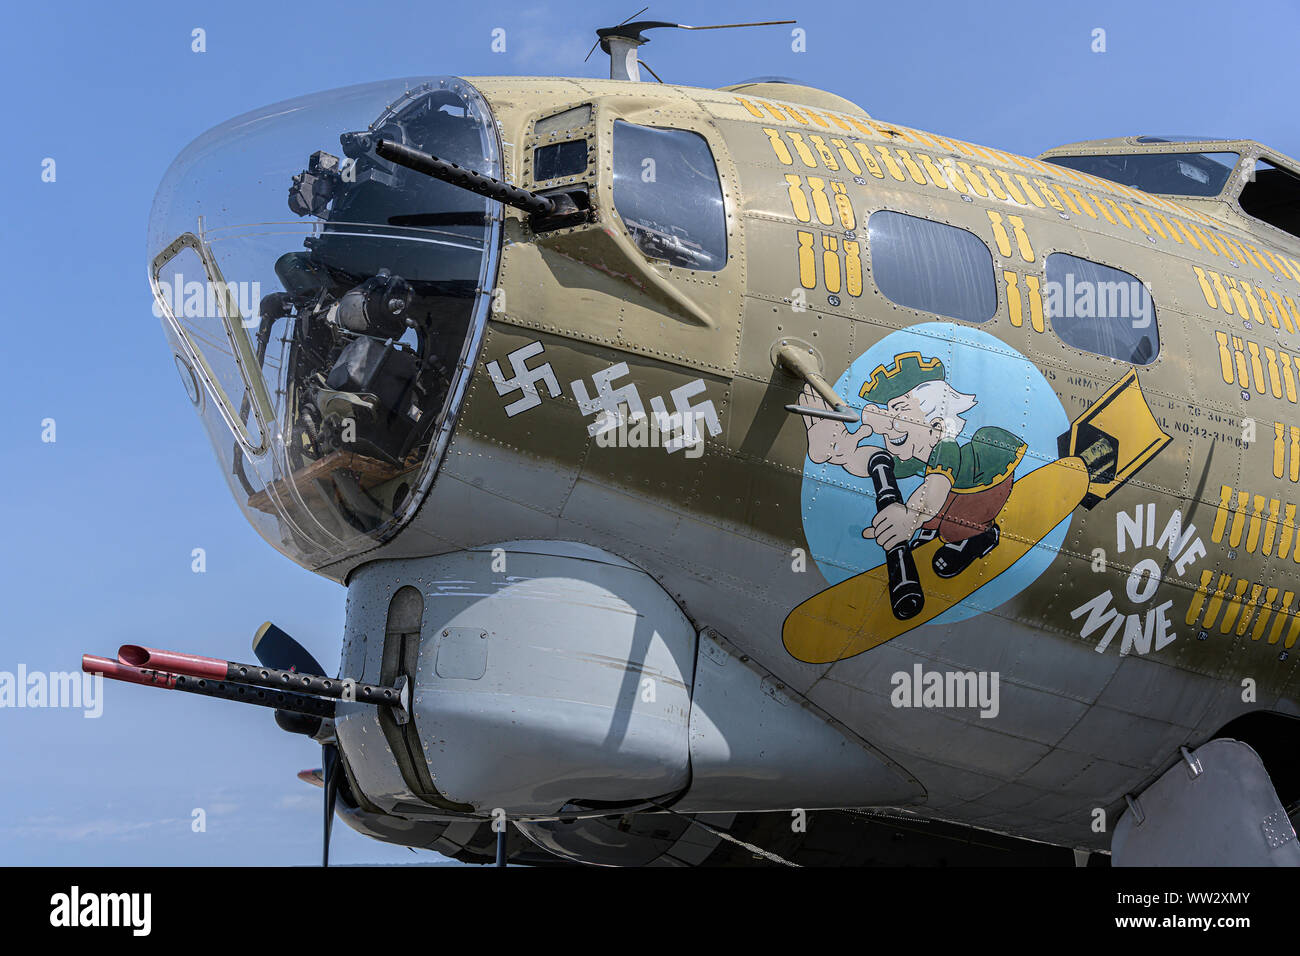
[118,645,228,679]
[115,644,405,708]
[82,655,177,688]
[82,653,336,718]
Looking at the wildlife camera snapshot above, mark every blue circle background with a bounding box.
[800,321,1072,626]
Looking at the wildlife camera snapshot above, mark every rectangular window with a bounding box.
[533,139,588,181]
[612,121,727,271]
[1044,253,1158,365]
[534,105,592,138]
[867,211,996,323]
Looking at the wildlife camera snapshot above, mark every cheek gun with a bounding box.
[866,449,925,621]
[81,654,338,719]
[80,644,410,721]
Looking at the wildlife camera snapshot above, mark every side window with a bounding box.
[867,211,996,322]
[1044,253,1158,365]
[1239,158,1300,239]
[534,140,588,181]
[612,121,726,271]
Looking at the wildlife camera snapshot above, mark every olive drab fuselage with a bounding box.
[173,75,1300,849]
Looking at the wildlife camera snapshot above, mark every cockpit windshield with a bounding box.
[1046,151,1241,198]
[148,77,501,570]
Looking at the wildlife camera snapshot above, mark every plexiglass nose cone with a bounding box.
[147,77,502,569]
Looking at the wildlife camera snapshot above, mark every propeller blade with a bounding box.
[297,768,324,788]
[322,742,340,868]
[253,622,338,866]
[276,710,323,737]
[252,622,326,676]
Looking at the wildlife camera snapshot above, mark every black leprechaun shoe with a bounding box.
[931,524,1000,579]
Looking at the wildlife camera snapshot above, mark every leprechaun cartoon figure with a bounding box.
[801,351,1027,579]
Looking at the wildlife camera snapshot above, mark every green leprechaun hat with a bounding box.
[859,351,946,404]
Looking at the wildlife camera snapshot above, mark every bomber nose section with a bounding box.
[146,77,502,571]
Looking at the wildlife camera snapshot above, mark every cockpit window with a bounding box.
[1239,158,1300,239]
[1045,254,1158,365]
[148,77,501,570]
[612,121,727,271]
[1047,151,1240,197]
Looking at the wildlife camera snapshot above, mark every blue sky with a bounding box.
[2,0,1297,865]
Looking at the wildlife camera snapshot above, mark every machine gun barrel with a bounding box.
[116,644,404,708]
[82,655,337,719]
[372,137,556,216]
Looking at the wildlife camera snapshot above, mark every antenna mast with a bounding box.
[587,16,796,82]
